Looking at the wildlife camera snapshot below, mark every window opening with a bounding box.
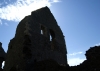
[49,29,55,41]
[41,29,43,34]
[50,35,52,41]
[2,61,5,69]
[40,25,46,36]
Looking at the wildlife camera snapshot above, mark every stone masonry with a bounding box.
[3,6,68,71]
[1,6,100,71]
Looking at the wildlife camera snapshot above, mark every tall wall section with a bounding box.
[4,6,68,71]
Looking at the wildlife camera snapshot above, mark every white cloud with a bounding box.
[53,0,60,2]
[68,58,86,66]
[68,52,83,56]
[0,0,60,22]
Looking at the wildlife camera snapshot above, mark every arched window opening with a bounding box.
[2,61,5,69]
[40,25,46,36]
[49,29,55,41]
[50,35,52,41]
[41,29,43,34]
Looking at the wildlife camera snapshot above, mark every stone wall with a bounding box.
[4,6,68,71]
[2,6,100,71]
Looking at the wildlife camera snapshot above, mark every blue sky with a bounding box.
[0,0,100,66]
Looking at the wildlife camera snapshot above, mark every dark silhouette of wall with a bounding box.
[3,6,68,71]
[2,6,100,71]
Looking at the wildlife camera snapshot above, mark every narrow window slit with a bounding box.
[49,29,55,41]
[40,25,46,36]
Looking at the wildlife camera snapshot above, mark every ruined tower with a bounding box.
[4,6,68,71]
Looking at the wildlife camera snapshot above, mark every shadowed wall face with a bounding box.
[4,6,68,71]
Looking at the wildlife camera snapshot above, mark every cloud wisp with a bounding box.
[94,43,100,46]
[68,52,83,56]
[68,58,86,66]
[67,51,86,66]
[0,0,60,22]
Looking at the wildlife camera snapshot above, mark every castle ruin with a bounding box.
[3,6,68,71]
[0,6,99,71]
